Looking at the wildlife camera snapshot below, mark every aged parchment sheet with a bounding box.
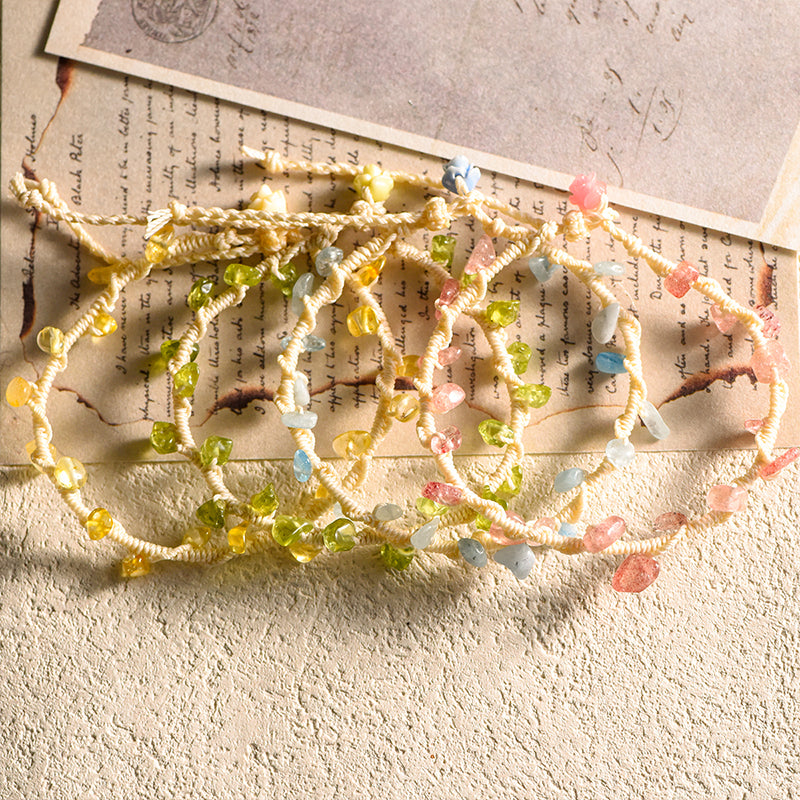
[45,0,800,249]
[2,3,798,466]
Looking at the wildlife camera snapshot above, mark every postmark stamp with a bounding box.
[132,0,217,44]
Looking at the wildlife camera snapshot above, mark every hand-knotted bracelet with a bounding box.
[6,150,797,593]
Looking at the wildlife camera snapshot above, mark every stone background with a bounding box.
[1,451,797,799]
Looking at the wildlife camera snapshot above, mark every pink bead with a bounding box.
[437,346,462,367]
[430,425,462,455]
[760,447,800,481]
[583,515,626,553]
[422,481,463,506]
[430,382,466,413]
[710,304,738,333]
[568,173,607,213]
[438,278,461,307]
[464,234,496,274]
[707,484,748,512]
[612,555,660,593]
[756,304,780,338]
[744,418,764,434]
[653,512,688,533]
[750,339,791,383]
[664,260,699,298]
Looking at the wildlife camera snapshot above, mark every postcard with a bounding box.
[45,0,800,250]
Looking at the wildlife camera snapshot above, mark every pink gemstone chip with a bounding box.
[751,339,791,384]
[568,173,607,213]
[464,234,496,274]
[422,481,464,506]
[756,304,780,338]
[583,515,626,553]
[744,418,764,434]
[612,555,660,593]
[707,484,748,512]
[437,346,463,367]
[487,511,528,546]
[430,382,466,413]
[430,425,462,455]
[653,512,688,533]
[664,260,699,298]
[438,278,461,307]
[710,304,738,334]
[760,447,800,481]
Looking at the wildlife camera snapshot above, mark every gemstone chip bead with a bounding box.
[591,302,620,344]
[759,447,800,481]
[199,435,233,467]
[707,484,748,512]
[196,499,225,528]
[507,342,532,375]
[224,263,262,287]
[430,383,466,413]
[227,524,248,554]
[529,255,557,282]
[293,450,313,482]
[431,234,456,266]
[494,543,536,580]
[605,437,635,468]
[86,507,114,540]
[150,421,179,454]
[332,430,372,459]
[458,538,488,568]
[5,376,32,408]
[583,515,626,553]
[53,456,87,491]
[664,260,699,298]
[121,554,150,578]
[187,277,215,311]
[513,383,551,408]
[410,518,439,549]
[373,503,403,521]
[595,351,627,374]
[250,484,279,516]
[36,326,65,356]
[346,305,379,337]
[387,393,420,422]
[173,363,199,397]
[422,481,464,506]
[640,401,670,440]
[315,246,343,277]
[478,419,515,448]
[612,555,660,593]
[750,340,791,384]
[430,425,462,455]
[272,515,313,547]
[380,544,415,570]
[464,235,495,274]
[323,518,357,552]
[554,467,586,493]
[485,300,520,327]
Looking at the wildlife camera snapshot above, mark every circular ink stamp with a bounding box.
[132,0,218,44]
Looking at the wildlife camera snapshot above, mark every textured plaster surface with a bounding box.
[0,452,798,799]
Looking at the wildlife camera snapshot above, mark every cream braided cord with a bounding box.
[6,151,796,590]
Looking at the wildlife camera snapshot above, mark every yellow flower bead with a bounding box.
[5,376,32,407]
[353,164,394,203]
[86,507,114,540]
[249,185,287,212]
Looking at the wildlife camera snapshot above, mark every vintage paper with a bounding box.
[2,1,798,467]
[44,0,800,250]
